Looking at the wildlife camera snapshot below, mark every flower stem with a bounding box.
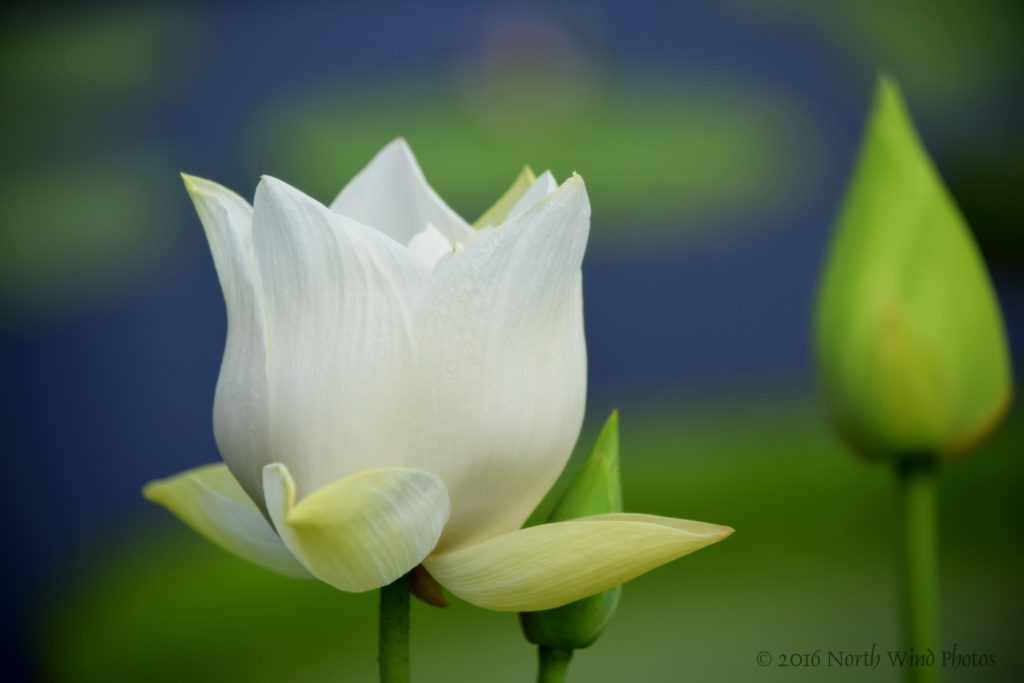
[379,572,412,683]
[896,458,940,683]
[537,646,573,683]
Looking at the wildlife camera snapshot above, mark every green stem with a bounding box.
[379,573,412,683]
[537,646,573,683]
[896,458,940,683]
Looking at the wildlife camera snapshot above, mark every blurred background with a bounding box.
[1,1,1022,681]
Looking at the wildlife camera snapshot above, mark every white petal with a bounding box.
[144,464,311,579]
[505,170,558,223]
[413,175,591,551]
[264,463,450,592]
[182,175,273,509]
[250,176,429,501]
[329,138,474,247]
[424,513,733,611]
[406,223,454,270]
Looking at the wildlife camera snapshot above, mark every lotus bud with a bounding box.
[815,76,1013,462]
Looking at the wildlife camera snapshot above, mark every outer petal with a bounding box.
[251,176,429,502]
[329,138,474,247]
[263,463,450,592]
[413,175,590,551]
[182,175,274,513]
[143,464,311,579]
[424,513,733,611]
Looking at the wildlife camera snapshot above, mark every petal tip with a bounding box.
[563,172,587,198]
[557,172,589,215]
[262,462,288,476]
[381,137,414,161]
[141,479,163,504]
[180,172,199,194]
[262,463,298,515]
[180,173,226,201]
[262,462,293,492]
[683,520,735,542]
[254,175,303,211]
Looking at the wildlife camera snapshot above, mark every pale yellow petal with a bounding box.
[473,166,536,227]
[424,513,732,611]
[143,464,311,579]
[263,463,450,593]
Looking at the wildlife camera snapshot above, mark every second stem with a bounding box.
[897,457,940,683]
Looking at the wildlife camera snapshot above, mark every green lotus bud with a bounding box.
[815,76,1013,461]
[520,411,623,650]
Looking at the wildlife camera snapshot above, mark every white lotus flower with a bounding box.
[144,140,731,611]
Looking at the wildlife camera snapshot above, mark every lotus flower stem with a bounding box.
[896,458,940,683]
[537,646,573,683]
[379,572,412,683]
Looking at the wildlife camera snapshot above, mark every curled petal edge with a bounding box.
[264,463,450,593]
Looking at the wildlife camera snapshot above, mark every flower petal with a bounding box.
[263,463,450,592]
[413,175,590,551]
[505,170,558,223]
[143,464,311,579]
[181,175,274,511]
[251,176,429,502]
[473,166,536,228]
[424,513,733,611]
[329,138,474,247]
[406,223,454,270]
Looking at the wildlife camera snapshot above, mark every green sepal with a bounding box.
[520,411,624,650]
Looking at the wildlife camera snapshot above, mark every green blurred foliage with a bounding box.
[0,8,187,104]
[40,404,1024,682]
[727,0,1024,265]
[245,72,825,247]
[0,8,197,322]
[728,0,1023,106]
[0,157,178,318]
